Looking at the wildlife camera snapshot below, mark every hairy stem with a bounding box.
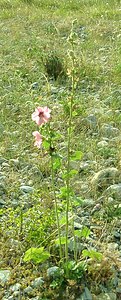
[65,39,75,264]
[50,145,62,260]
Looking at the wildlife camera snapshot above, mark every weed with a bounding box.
[0,0,121,298]
[44,52,66,80]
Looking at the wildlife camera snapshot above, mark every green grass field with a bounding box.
[0,0,121,299]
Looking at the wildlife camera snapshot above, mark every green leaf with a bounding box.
[58,186,68,198]
[82,249,102,261]
[59,215,66,225]
[81,226,91,238]
[52,155,62,170]
[74,230,83,237]
[73,197,84,207]
[23,247,50,264]
[75,227,90,238]
[55,236,67,245]
[71,151,83,161]
[62,169,78,179]
[42,140,50,150]
[58,186,72,199]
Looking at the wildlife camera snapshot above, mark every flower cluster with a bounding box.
[32,106,51,148]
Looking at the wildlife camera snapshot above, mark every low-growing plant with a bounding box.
[44,51,66,80]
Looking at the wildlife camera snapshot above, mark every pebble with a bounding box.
[0,199,6,207]
[91,168,119,190]
[97,140,109,147]
[0,157,7,165]
[20,185,34,193]
[113,231,120,240]
[0,183,6,195]
[47,266,60,278]
[107,242,119,251]
[24,286,33,294]
[0,270,11,285]
[10,283,21,292]
[105,184,121,200]
[31,277,44,288]
[85,114,97,129]
[2,162,10,168]
[100,124,119,138]
[94,293,116,300]
[31,82,39,89]
[107,197,114,204]
[79,160,97,173]
[10,159,19,166]
[76,287,92,300]
[0,175,6,180]
[12,291,20,297]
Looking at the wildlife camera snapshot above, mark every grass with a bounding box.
[0,0,121,299]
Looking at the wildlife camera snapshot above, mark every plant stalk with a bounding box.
[65,38,76,264]
[51,151,62,260]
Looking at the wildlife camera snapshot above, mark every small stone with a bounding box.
[51,86,58,94]
[79,160,97,173]
[0,199,6,207]
[0,183,6,196]
[100,124,119,138]
[91,203,101,214]
[7,296,14,300]
[105,184,121,200]
[113,231,120,240]
[2,162,10,168]
[85,114,97,129]
[74,222,83,229]
[10,159,19,166]
[117,278,121,288]
[10,283,21,292]
[81,198,95,208]
[28,180,33,186]
[107,242,119,251]
[47,266,60,278]
[31,82,39,89]
[0,270,11,285]
[79,162,90,171]
[80,183,89,193]
[91,168,119,190]
[0,175,6,180]
[20,185,34,193]
[24,286,33,294]
[12,291,20,297]
[0,157,7,165]
[11,200,19,208]
[97,141,108,148]
[116,287,121,295]
[95,293,116,300]
[112,276,118,287]
[31,277,44,288]
[107,197,114,204]
[77,287,92,300]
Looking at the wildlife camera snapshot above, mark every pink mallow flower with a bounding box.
[33,131,42,148]
[32,106,51,126]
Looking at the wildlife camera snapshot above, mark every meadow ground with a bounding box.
[0,0,121,299]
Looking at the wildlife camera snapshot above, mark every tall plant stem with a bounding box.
[65,40,75,264]
[51,154,62,260]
